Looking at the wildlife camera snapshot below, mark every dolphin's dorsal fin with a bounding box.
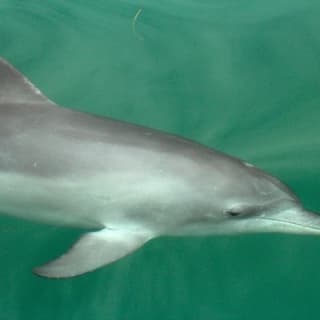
[0,58,52,104]
[33,228,152,278]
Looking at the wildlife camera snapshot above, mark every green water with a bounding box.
[1,0,320,319]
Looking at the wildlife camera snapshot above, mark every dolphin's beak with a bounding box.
[259,207,320,235]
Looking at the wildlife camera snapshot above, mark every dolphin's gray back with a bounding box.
[0,58,297,200]
[0,57,230,180]
[0,101,222,177]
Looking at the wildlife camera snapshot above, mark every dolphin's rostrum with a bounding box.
[0,58,319,278]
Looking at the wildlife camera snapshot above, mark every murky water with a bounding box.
[0,0,320,319]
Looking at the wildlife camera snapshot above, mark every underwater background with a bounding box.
[0,0,320,319]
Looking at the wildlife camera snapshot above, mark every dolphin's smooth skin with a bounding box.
[0,58,319,278]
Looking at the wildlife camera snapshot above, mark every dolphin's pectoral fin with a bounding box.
[33,228,152,278]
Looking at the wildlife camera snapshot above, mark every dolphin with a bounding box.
[0,58,319,278]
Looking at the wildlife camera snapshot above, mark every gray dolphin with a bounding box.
[0,58,319,278]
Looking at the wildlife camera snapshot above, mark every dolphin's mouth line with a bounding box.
[260,217,320,231]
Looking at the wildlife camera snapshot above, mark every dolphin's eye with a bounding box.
[226,205,260,218]
[226,209,242,217]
